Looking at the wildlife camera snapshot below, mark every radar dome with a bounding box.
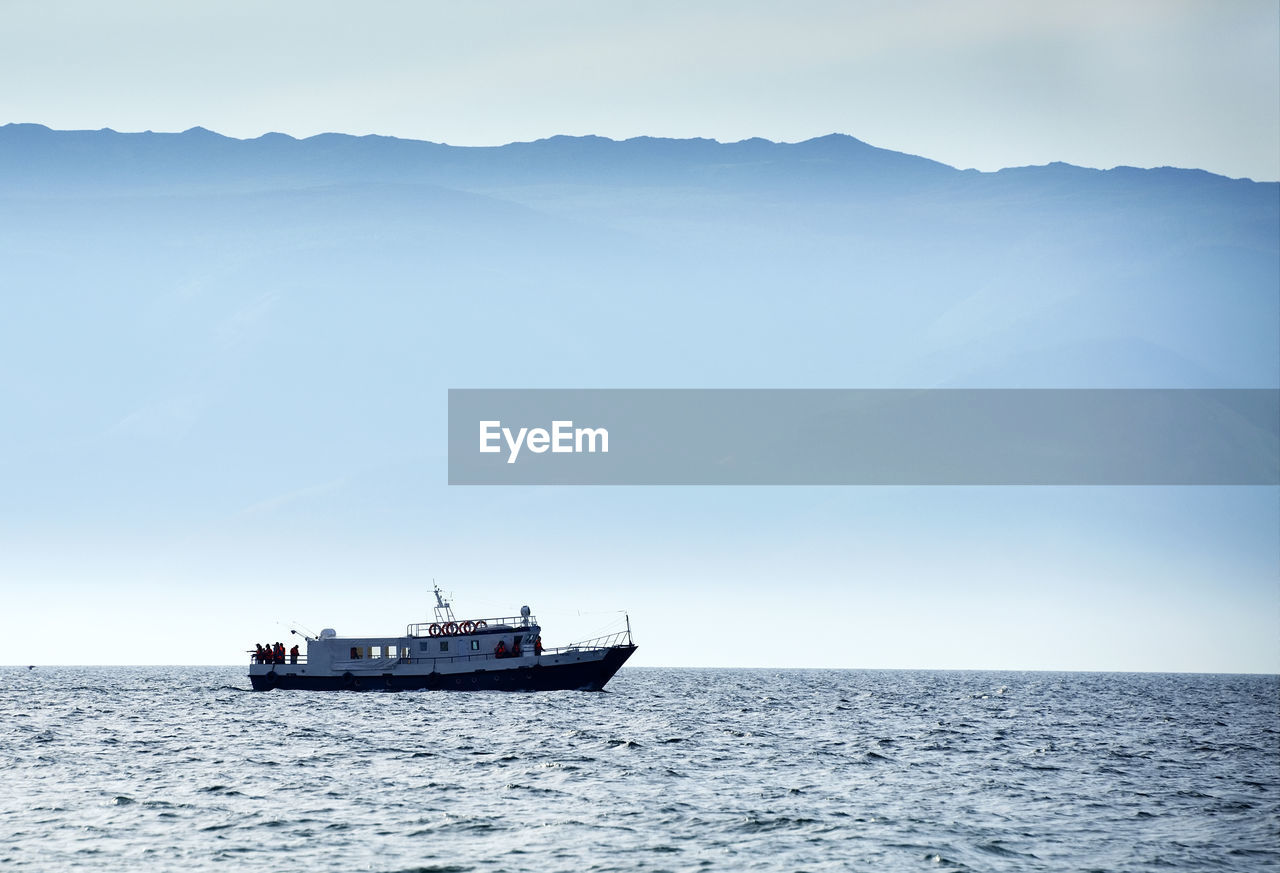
[319,628,337,639]
[520,606,531,617]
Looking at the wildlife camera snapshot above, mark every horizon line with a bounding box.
[8,664,1278,677]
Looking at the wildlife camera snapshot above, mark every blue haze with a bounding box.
[0,126,1276,670]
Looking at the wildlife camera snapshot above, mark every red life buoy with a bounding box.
[444,622,459,636]
[474,620,487,630]
[460,620,476,634]
[428,623,441,637]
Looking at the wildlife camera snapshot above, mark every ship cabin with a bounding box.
[302,608,543,672]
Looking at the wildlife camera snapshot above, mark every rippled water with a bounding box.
[2,667,1276,871]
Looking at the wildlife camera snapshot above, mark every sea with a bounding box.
[2,667,1276,872]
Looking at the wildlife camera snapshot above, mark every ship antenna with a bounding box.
[433,581,455,623]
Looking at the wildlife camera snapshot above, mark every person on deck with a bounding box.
[494,640,507,658]
[289,644,300,664]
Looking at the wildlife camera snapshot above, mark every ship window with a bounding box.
[440,640,449,652]
[470,640,480,651]
[387,645,398,659]
[350,647,362,659]
[418,641,429,652]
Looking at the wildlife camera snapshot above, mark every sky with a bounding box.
[1,0,1277,181]
[0,2,1277,672]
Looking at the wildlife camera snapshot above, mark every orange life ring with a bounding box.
[428,623,441,637]
[443,622,459,636]
[474,620,487,630]
[459,620,476,634]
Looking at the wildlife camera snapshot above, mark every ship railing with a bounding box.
[404,615,537,637]
[543,629,634,655]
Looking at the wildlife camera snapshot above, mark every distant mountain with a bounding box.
[0,124,961,193]
[0,124,1275,519]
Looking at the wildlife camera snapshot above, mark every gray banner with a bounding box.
[447,389,1280,485]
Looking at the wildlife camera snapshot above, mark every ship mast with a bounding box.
[432,582,456,623]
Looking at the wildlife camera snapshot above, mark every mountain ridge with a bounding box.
[3,123,1270,191]
[0,119,1274,399]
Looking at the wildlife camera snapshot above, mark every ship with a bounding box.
[247,586,636,692]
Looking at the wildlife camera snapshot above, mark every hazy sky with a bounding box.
[1,1,1277,672]
[2,0,1278,180]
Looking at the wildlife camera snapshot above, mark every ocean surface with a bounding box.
[1,667,1276,872]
